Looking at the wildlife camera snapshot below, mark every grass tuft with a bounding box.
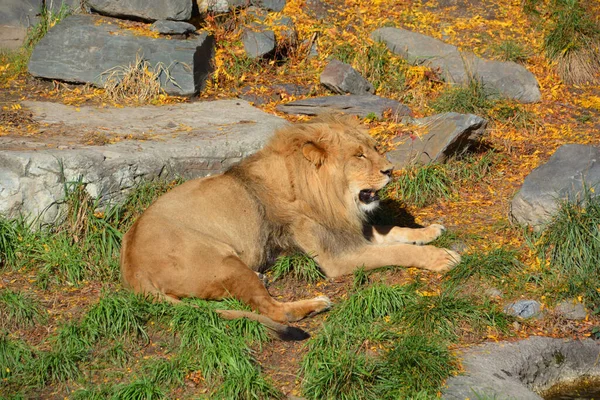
[543,0,600,84]
[430,77,498,116]
[491,40,531,63]
[102,54,169,105]
[0,289,46,329]
[536,190,600,309]
[374,334,456,398]
[270,253,325,283]
[82,291,150,342]
[0,333,33,380]
[383,163,452,207]
[111,378,165,400]
[329,283,418,328]
[445,247,522,286]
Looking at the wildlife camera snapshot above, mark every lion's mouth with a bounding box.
[359,189,380,204]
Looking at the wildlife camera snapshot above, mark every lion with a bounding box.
[120,116,460,340]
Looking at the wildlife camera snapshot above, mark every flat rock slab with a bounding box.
[372,27,541,103]
[510,144,600,229]
[443,337,600,399]
[387,112,487,167]
[276,95,411,118]
[0,100,287,225]
[87,0,192,21]
[150,20,196,35]
[28,14,214,96]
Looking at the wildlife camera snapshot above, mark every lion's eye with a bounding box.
[356,153,366,159]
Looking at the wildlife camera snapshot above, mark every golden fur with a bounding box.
[120,116,460,338]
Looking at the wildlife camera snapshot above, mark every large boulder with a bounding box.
[86,0,192,21]
[386,113,487,167]
[510,144,600,229]
[28,14,214,96]
[277,95,411,118]
[0,100,287,225]
[372,27,541,103]
[243,26,276,58]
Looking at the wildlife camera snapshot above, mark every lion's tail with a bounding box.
[215,309,310,341]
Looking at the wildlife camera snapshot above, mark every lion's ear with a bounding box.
[302,142,327,167]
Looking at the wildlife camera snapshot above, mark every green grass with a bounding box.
[444,247,522,286]
[383,163,453,207]
[332,41,407,94]
[374,334,455,399]
[328,283,418,328]
[0,289,46,329]
[491,101,538,129]
[299,280,508,399]
[82,291,150,342]
[382,150,497,207]
[430,77,498,116]
[0,333,33,380]
[111,378,166,400]
[401,292,509,340]
[535,190,600,309]
[30,347,87,386]
[270,252,325,283]
[542,0,600,83]
[491,40,531,63]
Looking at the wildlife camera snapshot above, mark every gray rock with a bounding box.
[320,59,374,95]
[0,0,40,48]
[150,20,196,35]
[243,26,276,58]
[252,0,286,12]
[0,0,82,48]
[239,83,310,105]
[0,0,41,25]
[305,0,331,20]
[276,95,411,119]
[197,0,248,13]
[504,300,542,319]
[87,0,192,21]
[555,300,587,321]
[0,100,288,225]
[372,27,541,103]
[443,337,600,399]
[386,112,487,167]
[510,144,600,229]
[28,14,214,96]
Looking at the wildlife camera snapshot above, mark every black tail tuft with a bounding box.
[277,326,310,341]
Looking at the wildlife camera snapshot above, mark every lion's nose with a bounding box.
[381,168,393,177]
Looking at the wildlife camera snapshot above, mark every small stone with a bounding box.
[251,0,286,12]
[242,27,276,59]
[503,300,542,319]
[320,59,374,95]
[386,112,487,167]
[150,20,196,35]
[485,288,503,298]
[555,300,587,321]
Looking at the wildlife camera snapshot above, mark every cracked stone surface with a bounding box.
[0,100,287,225]
[443,337,600,399]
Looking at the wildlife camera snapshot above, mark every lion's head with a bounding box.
[260,115,393,233]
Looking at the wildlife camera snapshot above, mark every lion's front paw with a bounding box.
[428,248,461,272]
[312,295,333,313]
[413,224,446,245]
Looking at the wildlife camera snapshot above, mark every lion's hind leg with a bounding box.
[218,256,332,323]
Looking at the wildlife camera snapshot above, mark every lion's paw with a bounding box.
[426,224,446,240]
[429,249,461,272]
[304,296,333,319]
[312,295,333,312]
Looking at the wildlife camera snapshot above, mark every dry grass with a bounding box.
[556,44,600,84]
[102,55,170,104]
